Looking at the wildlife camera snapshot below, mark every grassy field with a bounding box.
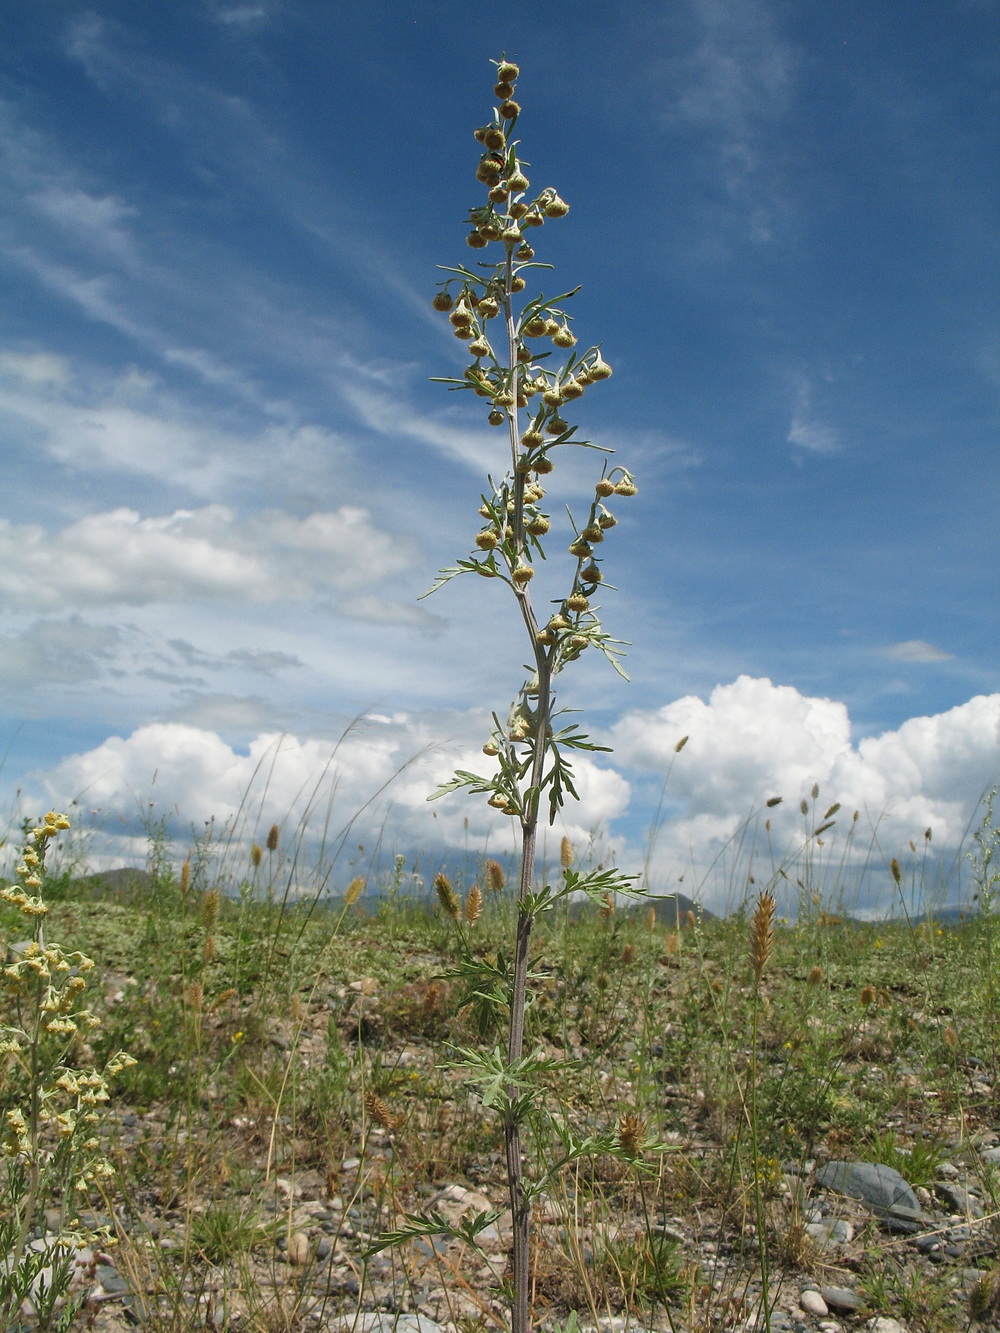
[4,823,1000,1332]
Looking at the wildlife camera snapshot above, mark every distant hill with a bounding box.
[77,868,156,896]
[631,892,715,925]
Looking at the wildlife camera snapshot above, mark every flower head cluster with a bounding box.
[427,59,637,825]
[1,811,135,1226]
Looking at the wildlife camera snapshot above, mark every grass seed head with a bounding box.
[749,891,776,984]
[465,885,483,925]
[560,836,574,868]
[435,872,460,919]
[266,823,280,852]
[364,1091,401,1132]
[617,1113,646,1157]
[201,888,220,934]
[486,859,506,892]
[345,876,364,907]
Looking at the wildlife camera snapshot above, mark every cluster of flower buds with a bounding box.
[1,810,70,917]
[430,59,635,807]
[430,55,612,443]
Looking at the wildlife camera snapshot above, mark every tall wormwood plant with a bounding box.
[1,812,135,1330]
[421,57,650,1333]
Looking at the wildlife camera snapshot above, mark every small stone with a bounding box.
[95,1264,129,1295]
[800,1289,829,1316]
[315,1237,333,1260]
[287,1231,311,1265]
[820,1285,864,1313]
[935,1181,984,1217]
[864,1319,907,1333]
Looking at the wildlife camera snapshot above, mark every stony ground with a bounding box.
[7,893,1000,1332]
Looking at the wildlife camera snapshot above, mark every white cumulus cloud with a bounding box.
[611,676,1000,910]
[24,678,1000,916]
[0,505,415,611]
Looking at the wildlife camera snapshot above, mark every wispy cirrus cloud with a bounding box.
[884,640,955,663]
[652,0,799,243]
[787,376,840,455]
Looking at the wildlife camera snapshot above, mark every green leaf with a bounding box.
[362,1206,502,1259]
[427,769,497,802]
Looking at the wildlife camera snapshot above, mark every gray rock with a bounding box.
[800,1289,829,1316]
[864,1320,907,1333]
[328,1315,445,1333]
[935,1181,984,1217]
[95,1263,129,1295]
[820,1285,864,1313]
[815,1161,925,1231]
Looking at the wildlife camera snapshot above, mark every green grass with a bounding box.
[4,820,999,1333]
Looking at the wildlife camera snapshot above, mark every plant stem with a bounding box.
[500,237,551,1333]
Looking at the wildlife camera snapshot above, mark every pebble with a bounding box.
[328,1316,445,1333]
[864,1320,907,1333]
[800,1289,829,1316]
[287,1231,311,1265]
[820,1285,864,1313]
[95,1263,129,1295]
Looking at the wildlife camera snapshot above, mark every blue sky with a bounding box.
[1,1,998,910]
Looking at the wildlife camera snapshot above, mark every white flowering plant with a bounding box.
[1,812,135,1330]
